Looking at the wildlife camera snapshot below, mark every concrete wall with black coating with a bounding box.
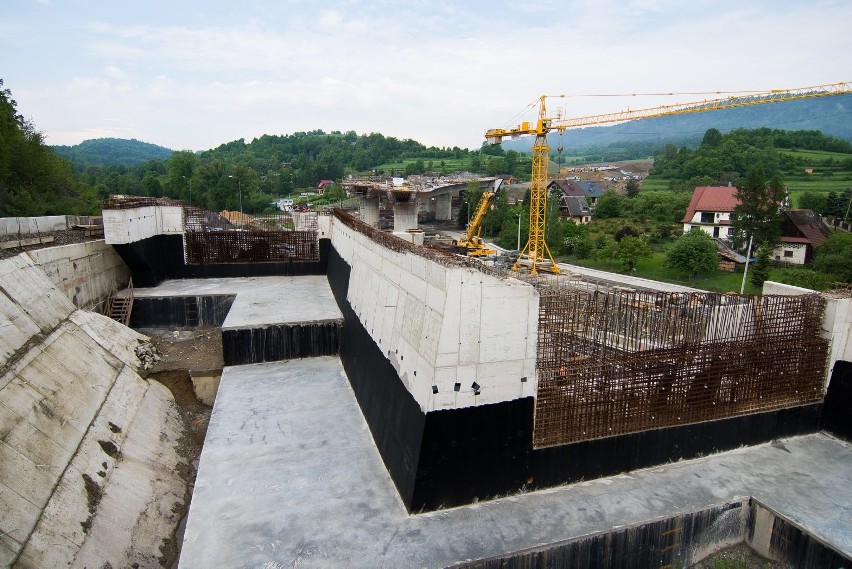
[748,500,852,568]
[130,295,236,328]
[327,235,825,512]
[222,322,342,366]
[411,401,822,512]
[327,246,425,508]
[462,498,852,569]
[822,359,852,441]
[112,234,329,287]
[461,500,750,569]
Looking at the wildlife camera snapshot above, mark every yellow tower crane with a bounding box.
[485,82,852,275]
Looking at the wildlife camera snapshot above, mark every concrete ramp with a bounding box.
[0,253,187,568]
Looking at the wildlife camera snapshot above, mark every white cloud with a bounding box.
[6,0,852,150]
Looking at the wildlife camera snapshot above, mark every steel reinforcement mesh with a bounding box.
[184,208,319,264]
[534,289,829,447]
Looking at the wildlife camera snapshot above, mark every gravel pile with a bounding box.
[135,343,162,370]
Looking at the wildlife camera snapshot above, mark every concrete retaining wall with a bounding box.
[330,218,538,412]
[26,240,130,311]
[0,216,69,236]
[0,253,187,568]
[0,216,101,236]
[103,206,184,245]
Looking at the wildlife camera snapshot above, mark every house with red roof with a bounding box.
[774,209,831,265]
[681,185,739,240]
[316,179,335,195]
[683,186,828,265]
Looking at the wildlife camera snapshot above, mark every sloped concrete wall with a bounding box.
[330,218,538,412]
[0,253,187,568]
[26,240,130,311]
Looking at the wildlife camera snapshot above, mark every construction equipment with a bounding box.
[455,189,496,257]
[485,82,852,275]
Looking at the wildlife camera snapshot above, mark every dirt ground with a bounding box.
[138,327,224,568]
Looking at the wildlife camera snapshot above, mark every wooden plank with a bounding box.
[0,236,55,250]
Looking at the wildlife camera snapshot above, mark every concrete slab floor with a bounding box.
[132,276,342,328]
[179,357,852,568]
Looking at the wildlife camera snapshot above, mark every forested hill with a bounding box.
[52,138,173,168]
[502,93,852,155]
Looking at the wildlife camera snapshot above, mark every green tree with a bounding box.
[701,128,723,148]
[594,190,624,218]
[615,235,651,271]
[798,191,828,213]
[665,229,719,278]
[813,232,852,283]
[624,178,640,198]
[141,172,163,197]
[749,242,773,289]
[732,167,785,249]
[0,79,96,215]
[773,268,831,291]
[323,183,346,204]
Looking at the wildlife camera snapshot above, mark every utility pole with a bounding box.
[740,235,754,294]
[228,175,243,219]
[516,213,521,251]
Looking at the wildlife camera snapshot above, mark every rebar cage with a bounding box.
[183,207,319,264]
[534,288,828,447]
[330,209,830,448]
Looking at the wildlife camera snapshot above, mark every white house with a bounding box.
[682,185,739,240]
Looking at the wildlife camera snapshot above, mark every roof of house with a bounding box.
[317,179,334,188]
[560,195,591,217]
[549,179,604,198]
[682,186,740,223]
[781,209,830,247]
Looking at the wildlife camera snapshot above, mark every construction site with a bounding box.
[0,195,849,568]
[1,83,851,569]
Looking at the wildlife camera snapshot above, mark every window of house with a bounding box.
[783,250,794,258]
[700,212,714,223]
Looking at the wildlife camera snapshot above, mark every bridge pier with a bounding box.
[393,202,418,233]
[359,196,380,227]
[431,193,452,221]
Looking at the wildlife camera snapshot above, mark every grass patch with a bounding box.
[564,249,826,294]
[639,178,670,192]
[777,148,852,162]
[373,158,469,172]
[568,252,761,294]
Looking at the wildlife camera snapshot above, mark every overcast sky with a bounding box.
[2,0,850,151]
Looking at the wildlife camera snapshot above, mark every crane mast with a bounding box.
[485,82,852,275]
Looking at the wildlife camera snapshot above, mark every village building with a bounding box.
[681,185,738,240]
[775,208,831,265]
[559,194,591,224]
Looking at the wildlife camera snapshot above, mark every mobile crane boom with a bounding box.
[455,189,496,257]
[485,82,852,275]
